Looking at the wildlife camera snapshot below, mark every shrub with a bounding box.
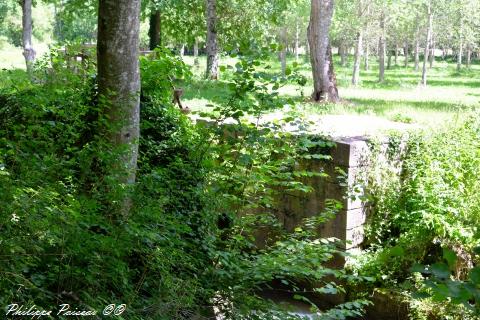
[0,48,371,319]
[355,115,480,318]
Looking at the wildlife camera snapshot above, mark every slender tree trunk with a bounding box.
[308,0,338,102]
[457,43,463,72]
[429,37,435,68]
[97,0,141,215]
[53,2,62,41]
[194,37,199,65]
[387,49,392,70]
[179,44,185,57]
[340,41,347,66]
[206,0,219,79]
[148,10,161,50]
[21,0,36,73]
[295,18,300,61]
[404,42,409,67]
[414,31,420,71]
[352,31,363,86]
[466,46,471,68]
[280,26,287,76]
[364,43,369,70]
[378,12,386,82]
[421,2,432,86]
[394,43,398,66]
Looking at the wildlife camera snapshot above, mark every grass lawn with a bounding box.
[182,54,480,127]
[1,48,478,127]
[0,42,53,70]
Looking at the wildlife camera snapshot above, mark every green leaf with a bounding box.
[231,110,244,119]
[469,267,480,285]
[473,246,480,256]
[411,291,431,300]
[431,263,451,279]
[390,246,405,257]
[443,248,457,270]
[411,263,426,273]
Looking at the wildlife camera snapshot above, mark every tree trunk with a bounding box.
[21,0,36,73]
[387,49,392,70]
[97,0,141,215]
[466,46,471,68]
[414,34,420,71]
[457,42,463,72]
[429,37,435,68]
[308,0,338,102]
[194,37,199,65]
[394,43,398,66]
[179,44,185,57]
[364,43,369,70]
[352,31,363,86]
[280,26,287,76]
[148,10,161,50]
[404,43,409,67]
[294,18,300,61]
[421,2,432,86]
[206,0,219,79]
[378,12,386,83]
[340,41,347,66]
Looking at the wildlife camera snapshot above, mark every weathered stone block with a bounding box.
[346,225,365,250]
[330,137,371,167]
[346,206,370,231]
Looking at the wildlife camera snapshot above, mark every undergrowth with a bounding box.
[0,48,371,319]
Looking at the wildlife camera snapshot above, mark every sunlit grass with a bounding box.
[1,45,478,126]
[0,43,25,70]
[182,54,480,126]
[0,41,53,70]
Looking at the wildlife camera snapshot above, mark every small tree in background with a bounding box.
[308,0,339,102]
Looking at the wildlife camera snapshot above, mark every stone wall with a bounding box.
[272,136,373,253]
[194,117,406,259]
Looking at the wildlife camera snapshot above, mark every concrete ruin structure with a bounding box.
[274,135,372,252]
[194,114,413,258]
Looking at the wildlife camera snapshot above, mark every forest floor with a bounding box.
[183,55,480,128]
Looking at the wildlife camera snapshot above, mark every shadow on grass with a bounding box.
[359,79,419,89]
[183,79,231,106]
[346,97,472,113]
[426,79,480,88]
[358,77,480,89]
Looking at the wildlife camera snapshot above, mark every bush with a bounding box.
[0,49,216,319]
[355,115,480,318]
[1,49,370,319]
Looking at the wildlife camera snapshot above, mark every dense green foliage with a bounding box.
[353,116,480,318]
[1,0,480,318]
[0,49,373,319]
